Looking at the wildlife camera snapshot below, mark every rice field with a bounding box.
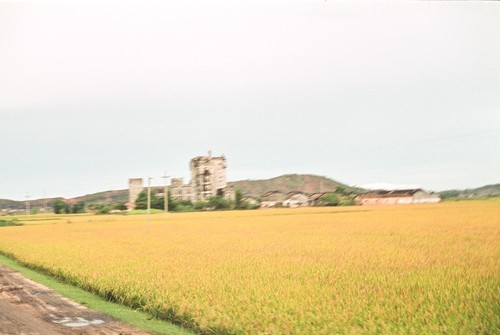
[0,200,499,334]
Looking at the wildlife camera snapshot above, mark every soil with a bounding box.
[0,264,152,335]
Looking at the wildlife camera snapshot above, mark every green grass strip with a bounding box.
[0,254,194,335]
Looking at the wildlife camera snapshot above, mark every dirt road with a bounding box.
[0,264,152,335]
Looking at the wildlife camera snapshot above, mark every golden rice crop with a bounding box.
[0,200,499,334]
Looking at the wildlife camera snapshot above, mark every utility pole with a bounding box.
[25,194,30,215]
[147,177,152,234]
[43,190,47,213]
[162,173,169,215]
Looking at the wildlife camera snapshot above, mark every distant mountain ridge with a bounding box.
[439,184,500,199]
[229,174,364,198]
[2,178,499,210]
[0,189,129,211]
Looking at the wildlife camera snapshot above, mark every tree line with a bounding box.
[51,198,127,215]
[134,189,258,212]
[49,187,356,215]
[50,189,258,215]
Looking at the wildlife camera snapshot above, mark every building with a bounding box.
[358,189,441,205]
[170,178,193,202]
[260,191,286,208]
[128,178,143,210]
[190,151,229,201]
[169,151,232,202]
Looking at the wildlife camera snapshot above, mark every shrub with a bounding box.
[318,193,339,206]
[207,196,232,210]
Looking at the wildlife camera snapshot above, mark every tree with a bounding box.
[335,186,347,195]
[135,189,166,210]
[207,196,232,210]
[52,198,70,214]
[96,204,111,214]
[233,190,256,210]
[112,202,128,211]
[72,201,86,213]
[134,190,148,210]
[152,193,164,210]
[318,193,339,206]
[234,189,243,209]
[193,200,206,210]
[167,190,177,211]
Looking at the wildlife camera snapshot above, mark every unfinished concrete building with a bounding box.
[170,177,193,202]
[190,151,229,201]
[169,151,232,202]
[358,189,441,205]
[128,178,143,210]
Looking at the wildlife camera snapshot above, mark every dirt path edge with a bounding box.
[0,264,153,335]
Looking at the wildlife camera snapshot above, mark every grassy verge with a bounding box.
[0,219,22,227]
[0,254,194,335]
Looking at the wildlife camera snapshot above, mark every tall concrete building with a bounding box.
[170,177,193,202]
[128,178,143,210]
[190,151,228,201]
[131,152,232,204]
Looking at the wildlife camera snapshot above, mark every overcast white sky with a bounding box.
[1,1,499,200]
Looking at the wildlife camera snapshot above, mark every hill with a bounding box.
[229,174,363,198]
[0,199,25,210]
[0,190,129,212]
[0,198,56,211]
[1,175,361,211]
[70,189,128,205]
[66,175,360,204]
[439,184,500,199]
[4,178,497,211]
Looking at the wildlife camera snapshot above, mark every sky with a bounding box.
[0,1,499,200]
